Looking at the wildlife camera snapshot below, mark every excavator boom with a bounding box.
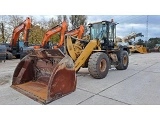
[41,21,67,48]
[10,17,31,47]
[41,23,84,49]
[65,25,84,39]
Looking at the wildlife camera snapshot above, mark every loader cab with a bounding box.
[88,20,116,50]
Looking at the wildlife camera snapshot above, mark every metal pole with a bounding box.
[146,15,148,47]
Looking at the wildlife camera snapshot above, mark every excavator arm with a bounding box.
[41,22,84,49]
[10,17,31,47]
[41,21,68,48]
[65,25,84,39]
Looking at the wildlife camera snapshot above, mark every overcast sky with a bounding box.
[87,15,160,40]
[1,1,159,41]
[41,15,159,41]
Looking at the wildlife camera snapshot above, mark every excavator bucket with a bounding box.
[11,49,77,104]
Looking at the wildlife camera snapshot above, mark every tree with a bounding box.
[28,24,46,44]
[69,15,87,29]
[146,37,160,48]
[0,15,9,42]
[57,15,69,24]
[48,17,58,28]
[47,17,60,43]
[6,15,24,42]
[8,15,24,28]
[135,39,146,46]
[0,23,5,42]
[37,16,49,30]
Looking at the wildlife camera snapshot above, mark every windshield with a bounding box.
[90,23,106,40]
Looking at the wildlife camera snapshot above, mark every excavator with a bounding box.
[40,21,68,49]
[115,32,147,54]
[41,22,84,50]
[2,17,31,59]
[21,21,84,58]
[21,21,68,58]
[11,19,129,104]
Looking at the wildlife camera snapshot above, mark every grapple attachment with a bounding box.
[11,49,77,104]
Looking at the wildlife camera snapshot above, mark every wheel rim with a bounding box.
[99,59,107,72]
[123,55,128,66]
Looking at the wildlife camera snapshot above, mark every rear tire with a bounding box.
[88,52,110,79]
[115,50,129,70]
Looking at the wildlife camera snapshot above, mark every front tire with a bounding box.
[88,52,110,79]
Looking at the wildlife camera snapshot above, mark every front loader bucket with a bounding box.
[11,49,77,104]
[136,46,147,54]
[135,45,147,54]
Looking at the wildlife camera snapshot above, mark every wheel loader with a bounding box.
[115,32,147,54]
[11,19,129,104]
[64,20,130,78]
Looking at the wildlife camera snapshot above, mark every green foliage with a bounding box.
[135,39,146,46]
[69,15,87,29]
[146,37,160,48]
[28,25,46,44]
[50,34,60,44]
[0,35,3,43]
